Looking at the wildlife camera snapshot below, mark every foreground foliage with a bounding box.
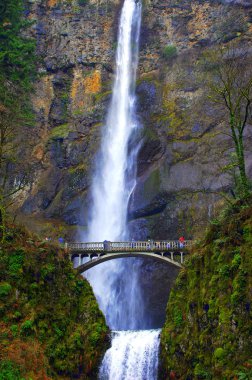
[160,199,252,379]
[0,226,109,379]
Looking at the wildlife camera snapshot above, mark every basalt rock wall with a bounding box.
[17,0,252,241]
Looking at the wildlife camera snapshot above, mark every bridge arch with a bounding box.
[75,252,183,273]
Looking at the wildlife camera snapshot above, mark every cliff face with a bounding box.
[16,0,252,240]
[160,198,252,379]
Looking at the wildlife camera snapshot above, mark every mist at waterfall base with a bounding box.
[80,0,161,378]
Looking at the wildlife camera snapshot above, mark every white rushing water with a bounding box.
[83,0,160,378]
[85,0,144,330]
[87,0,141,243]
[99,330,161,380]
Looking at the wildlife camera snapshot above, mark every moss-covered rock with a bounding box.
[160,198,252,379]
[0,225,109,379]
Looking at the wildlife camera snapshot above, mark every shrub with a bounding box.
[162,44,177,60]
[20,320,34,336]
[173,306,183,327]
[0,283,12,298]
[214,347,225,361]
[10,324,19,337]
[238,372,251,380]
[8,250,24,277]
[231,253,242,271]
[219,264,230,278]
[0,360,22,380]
[194,363,211,379]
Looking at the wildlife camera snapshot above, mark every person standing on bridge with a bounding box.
[103,240,110,251]
[58,237,64,245]
[179,236,185,248]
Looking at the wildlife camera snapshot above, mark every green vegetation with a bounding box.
[162,45,177,61]
[49,123,70,140]
[0,0,36,240]
[203,43,252,199]
[0,360,24,380]
[160,198,252,379]
[0,225,109,379]
[0,0,36,86]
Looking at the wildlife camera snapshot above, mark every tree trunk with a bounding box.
[237,135,250,198]
[0,206,3,241]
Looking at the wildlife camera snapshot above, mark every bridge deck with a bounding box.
[68,240,193,272]
[66,240,192,254]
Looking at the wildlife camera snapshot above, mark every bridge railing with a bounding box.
[66,240,193,252]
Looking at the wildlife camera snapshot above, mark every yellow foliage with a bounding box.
[84,70,101,94]
[71,69,101,111]
[103,20,113,35]
[47,0,58,7]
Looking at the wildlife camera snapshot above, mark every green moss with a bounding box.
[72,108,84,116]
[0,225,109,379]
[49,123,70,139]
[0,283,12,298]
[0,360,23,380]
[194,363,211,379]
[160,198,252,379]
[68,163,87,174]
[20,319,34,336]
[162,44,177,60]
[136,74,160,87]
[173,306,183,327]
[10,324,18,337]
[213,347,225,361]
[94,90,112,103]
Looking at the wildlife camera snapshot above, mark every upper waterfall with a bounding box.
[87,0,142,242]
[84,0,144,331]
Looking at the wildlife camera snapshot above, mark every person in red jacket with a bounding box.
[179,236,185,248]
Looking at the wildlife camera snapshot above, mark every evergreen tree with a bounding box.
[0,0,36,240]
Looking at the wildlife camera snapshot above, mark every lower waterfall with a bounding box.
[99,330,160,380]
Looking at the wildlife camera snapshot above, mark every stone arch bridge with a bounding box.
[67,240,193,273]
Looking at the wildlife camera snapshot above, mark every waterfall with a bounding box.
[83,0,160,378]
[86,0,143,331]
[87,0,141,243]
[99,330,160,380]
